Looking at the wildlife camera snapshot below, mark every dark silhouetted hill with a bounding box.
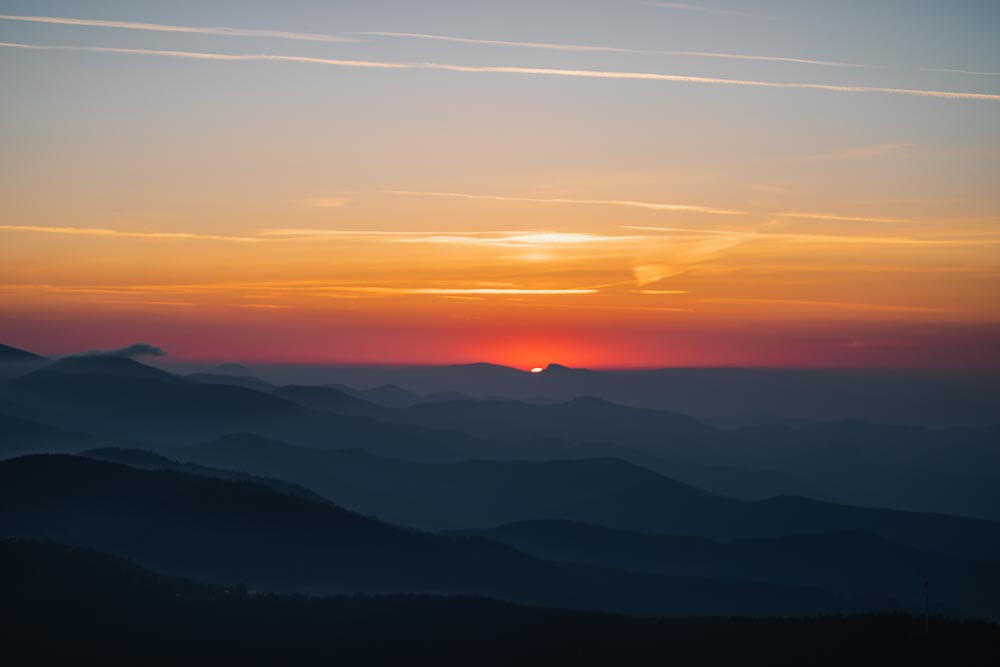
[253,363,1000,428]
[0,343,49,379]
[82,447,333,506]
[0,412,99,458]
[271,384,387,417]
[5,540,998,667]
[473,520,1000,620]
[0,362,507,460]
[176,436,1000,562]
[187,372,275,392]
[0,455,897,617]
[274,388,1000,519]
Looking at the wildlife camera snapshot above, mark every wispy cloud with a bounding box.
[633,264,688,285]
[775,211,926,224]
[382,190,964,225]
[0,281,597,299]
[383,190,746,216]
[356,31,864,69]
[627,225,1000,246]
[2,42,998,102]
[6,14,998,77]
[331,287,598,296]
[352,31,634,54]
[394,232,646,247]
[0,224,260,242]
[642,2,780,21]
[0,14,357,42]
[700,297,954,314]
[294,197,352,209]
[72,342,167,359]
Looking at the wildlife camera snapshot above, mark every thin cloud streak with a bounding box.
[0,14,358,42]
[354,31,634,54]
[701,297,955,314]
[642,2,780,21]
[627,225,1000,246]
[354,31,1000,77]
[0,224,260,243]
[383,191,965,226]
[0,282,596,298]
[6,14,996,77]
[359,31,867,69]
[384,190,746,216]
[2,42,998,102]
[395,232,647,247]
[294,197,352,209]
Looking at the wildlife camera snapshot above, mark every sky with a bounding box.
[1,0,998,369]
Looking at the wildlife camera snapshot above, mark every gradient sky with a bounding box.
[1,0,999,368]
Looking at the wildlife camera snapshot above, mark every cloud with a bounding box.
[383,190,746,216]
[700,297,954,314]
[0,281,597,300]
[0,224,260,242]
[627,225,1000,246]
[383,191,984,227]
[642,2,780,20]
[74,343,167,359]
[6,13,997,77]
[357,32,867,69]
[354,31,635,54]
[394,232,647,247]
[0,14,357,42]
[295,197,352,209]
[633,264,687,286]
[2,42,999,102]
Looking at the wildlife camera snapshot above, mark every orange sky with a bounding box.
[1,3,998,368]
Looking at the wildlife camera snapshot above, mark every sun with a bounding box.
[530,367,545,374]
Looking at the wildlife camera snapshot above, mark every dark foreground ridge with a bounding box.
[2,539,998,667]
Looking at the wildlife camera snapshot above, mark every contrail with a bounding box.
[4,14,996,76]
[641,2,779,21]
[355,31,875,69]
[0,14,358,42]
[2,41,998,101]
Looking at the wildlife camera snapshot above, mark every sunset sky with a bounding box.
[1,0,998,368]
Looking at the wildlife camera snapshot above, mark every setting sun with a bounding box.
[530,367,545,374]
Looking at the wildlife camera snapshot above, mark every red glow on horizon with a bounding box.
[2,314,999,371]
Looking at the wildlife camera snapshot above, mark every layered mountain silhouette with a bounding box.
[188,372,276,393]
[4,340,1000,639]
[2,347,998,519]
[252,361,1000,428]
[0,356,503,461]
[0,343,48,380]
[0,455,895,617]
[7,540,998,667]
[272,383,1000,519]
[472,520,1000,620]
[0,412,100,458]
[101,436,1000,563]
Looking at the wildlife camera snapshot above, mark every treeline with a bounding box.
[2,539,999,667]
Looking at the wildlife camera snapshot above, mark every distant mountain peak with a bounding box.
[41,355,183,383]
[544,363,590,374]
[0,343,48,361]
